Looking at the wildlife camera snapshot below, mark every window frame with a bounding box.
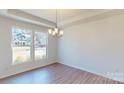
[11,26,33,65]
[34,31,48,61]
[11,26,48,65]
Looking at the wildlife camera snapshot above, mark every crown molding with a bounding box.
[1,9,124,29]
[59,9,124,29]
[0,9,56,28]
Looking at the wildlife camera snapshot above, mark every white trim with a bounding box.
[11,26,32,65]
[0,9,55,28]
[58,62,124,83]
[34,31,48,61]
[11,26,48,65]
[0,62,57,79]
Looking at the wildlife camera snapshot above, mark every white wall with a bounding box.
[58,14,124,82]
[0,16,57,78]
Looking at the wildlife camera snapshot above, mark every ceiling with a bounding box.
[21,9,109,23]
[0,9,116,28]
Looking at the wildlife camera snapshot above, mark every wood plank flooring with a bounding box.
[0,63,122,84]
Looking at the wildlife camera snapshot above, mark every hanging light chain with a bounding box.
[48,9,63,37]
[56,9,58,28]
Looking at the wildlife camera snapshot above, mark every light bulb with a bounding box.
[54,28,58,31]
[59,30,64,36]
[52,31,56,36]
[54,28,58,34]
[48,29,52,34]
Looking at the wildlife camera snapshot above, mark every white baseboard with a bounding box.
[1,61,123,83]
[58,62,124,83]
[0,62,57,79]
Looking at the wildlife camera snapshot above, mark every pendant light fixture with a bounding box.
[48,9,64,37]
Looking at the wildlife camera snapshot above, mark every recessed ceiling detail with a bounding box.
[21,9,109,23]
[1,9,124,28]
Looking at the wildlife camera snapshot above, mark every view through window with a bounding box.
[34,32,47,60]
[12,27,32,64]
[12,27,47,64]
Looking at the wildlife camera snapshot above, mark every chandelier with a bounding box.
[48,9,64,37]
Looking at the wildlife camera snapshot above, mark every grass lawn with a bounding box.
[12,47,46,64]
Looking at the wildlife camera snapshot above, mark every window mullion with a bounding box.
[31,31,35,61]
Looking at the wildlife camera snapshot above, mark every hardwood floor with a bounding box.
[0,63,122,84]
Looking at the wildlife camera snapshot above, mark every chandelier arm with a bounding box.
[48,9,63,37]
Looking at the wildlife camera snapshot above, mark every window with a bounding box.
[34,32,47,60]
[12,27,32,64]
[11,27,47,64]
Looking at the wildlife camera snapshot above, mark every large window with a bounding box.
[12,27,32,64]
[34,32,47,60]
[11,27,47,64]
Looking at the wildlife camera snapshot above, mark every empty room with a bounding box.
[0,9,124,84]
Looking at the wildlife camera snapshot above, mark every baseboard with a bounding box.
[0,62,57,79]
[58,62,124,83]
